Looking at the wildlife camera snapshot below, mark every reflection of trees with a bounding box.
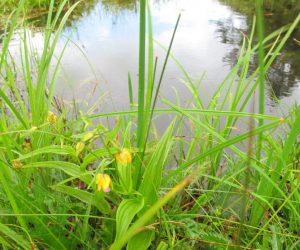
[267,53,300,101]
[217,0,300,101]
[100,0,172,16]
[0,1,99,29]
[0,0,139,28]
[29,0,99,28]
[100,0,171,25]
[101,0,139,13]
[1,0,170,28]
[214,15,246,45]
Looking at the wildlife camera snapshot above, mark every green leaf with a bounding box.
[110,171,196,250]
[139,121,174,208]
[127,231,154,250]
[52,185,110,214]
[23,161,92,184]
[0,235,12,248]
[270,225,282,250]
[81,148,116,170]
[17,145,76,161]
[202,233,232,250]
[0,222,31,249]
[156,241,168,250]
[117,162,133,194]
[249,108,300,226]
[114,196,144,243]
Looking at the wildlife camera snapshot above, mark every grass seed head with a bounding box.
[47,111,58,125]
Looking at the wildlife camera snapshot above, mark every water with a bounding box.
[3,0,300,115]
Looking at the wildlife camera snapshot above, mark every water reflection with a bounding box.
[2,0,299,114]
[57,0,237,111]
[216,0,300,101]
[101,0,138,13]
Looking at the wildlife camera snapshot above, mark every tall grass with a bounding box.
[256,0,265,161]
[0,0,300,249]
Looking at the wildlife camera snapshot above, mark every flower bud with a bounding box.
[75,141,85,156]
[115,148,132,165]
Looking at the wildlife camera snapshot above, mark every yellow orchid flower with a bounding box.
[96,173,111,193]
[115,148,132,165]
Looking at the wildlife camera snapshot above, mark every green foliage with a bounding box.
[0,0,300,249]
[114,196,144,242]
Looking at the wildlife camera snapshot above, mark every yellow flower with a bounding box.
[96,173,111,192]
[75,141,85,156]
[12,159,23,169]
[115,148,132,165]
[47,111,57,125]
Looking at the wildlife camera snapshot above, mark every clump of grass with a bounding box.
[0,0,300,249]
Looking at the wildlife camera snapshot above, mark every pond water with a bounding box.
[4,0,300,116]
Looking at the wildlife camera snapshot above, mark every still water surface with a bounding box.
[6,0,300,115]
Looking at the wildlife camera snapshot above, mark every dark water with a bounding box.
[4,0,300,115]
